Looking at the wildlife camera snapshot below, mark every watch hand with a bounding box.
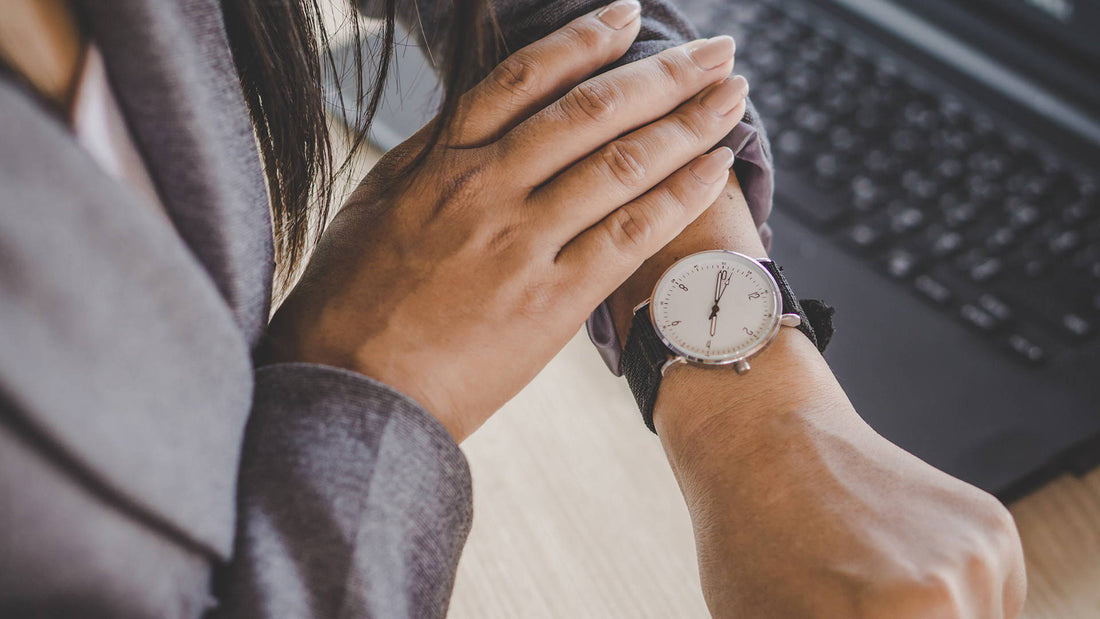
[716,269,730,302]
[709,314,718,336]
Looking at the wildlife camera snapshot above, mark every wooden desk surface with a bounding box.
[449,330,1100,618]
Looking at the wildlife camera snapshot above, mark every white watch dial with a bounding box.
[650,250,782,364]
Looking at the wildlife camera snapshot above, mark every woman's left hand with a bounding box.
[261,4,748,442]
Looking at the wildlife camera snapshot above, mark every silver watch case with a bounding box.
[635,250,802,376]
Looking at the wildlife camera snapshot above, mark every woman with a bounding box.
[0,0,1025,617]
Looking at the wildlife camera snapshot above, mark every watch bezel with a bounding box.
[647,250,783,367]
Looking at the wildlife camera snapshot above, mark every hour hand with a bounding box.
[709,314,718,336]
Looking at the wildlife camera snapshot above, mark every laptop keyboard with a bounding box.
[695,0,1100,365]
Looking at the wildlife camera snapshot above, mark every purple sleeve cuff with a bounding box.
[585,120,775,375]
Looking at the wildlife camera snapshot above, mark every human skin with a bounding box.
[265,4,748,442]
[603,45,1027,619]
[271,3,1026,613]
[6,0,1026,614]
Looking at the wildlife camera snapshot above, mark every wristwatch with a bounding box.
[622,250,833,434]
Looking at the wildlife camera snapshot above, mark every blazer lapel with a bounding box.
[0,77,255,559]
[77,0,274,347]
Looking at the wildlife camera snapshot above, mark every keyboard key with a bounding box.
[970,257,1003,282]
[849,175,882,211]
[891,129,922,155]
[888,204,925,235]
[775,130,807,162]
[932,230,964,257]
[1062,313,1093,338]
[977,294,1013,322]
[1062,200,1096,225]
[822,88,857,115]
[844,223,884,250]
[864,149,901,176]
[1007,333,1047,364]
[967,149,1009,179]
[794,105,829,135]
[1008,203,1040,230]
[1048,230,1082,256]
[939,193,979,227]
[985,227,1017,254]
[884,248,921,279]
[958,250,1003,283]
[914,275,952,304]
[829,126,860,153]
[901,169,938,201]
[813,153,842,188]
[935,158,964,183]
[961,304,998,331]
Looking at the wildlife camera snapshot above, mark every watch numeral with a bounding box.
[747,291,762,299]
[743,327,755,337]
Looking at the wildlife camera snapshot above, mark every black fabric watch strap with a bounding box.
[759,259,823,352]
[622,259,834,435]
[623,308,669,434]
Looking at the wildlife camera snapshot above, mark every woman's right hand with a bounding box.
[264,0,749,441]
[657,333,1028,618]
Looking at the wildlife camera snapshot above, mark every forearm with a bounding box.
[654,330,872,613]
[610,183,1024,618]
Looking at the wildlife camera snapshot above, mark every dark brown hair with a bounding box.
[221,0,500,288]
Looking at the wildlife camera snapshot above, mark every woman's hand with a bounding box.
[658,334,1027,618]
[264,0,750,441]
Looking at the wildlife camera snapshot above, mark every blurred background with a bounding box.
[321,0,1100,616]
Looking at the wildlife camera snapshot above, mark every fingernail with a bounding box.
[700,75,749,115]
[690,147,736,184]
[597,0,641,29]
[690,35,736,70]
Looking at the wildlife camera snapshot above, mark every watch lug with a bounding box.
[633,299,652,315]
[780,313,803,328]
[734,359,751,374]
[660,356,687,376]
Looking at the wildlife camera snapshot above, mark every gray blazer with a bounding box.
[0,0,769,617]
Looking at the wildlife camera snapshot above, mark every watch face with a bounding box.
[650,250,782,364]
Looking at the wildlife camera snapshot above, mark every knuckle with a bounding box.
[563,80,619,123]
[916,571,963,615]
[654,52,688,87]
[856,570,960,619]
[665,177,698,212]
[491,53,540,95]
[600,140,648,186]
[672,108,710,142]
[607,206,654,250]
[484,218,532,254]
[560,22,605,52]
[432,161,489,216]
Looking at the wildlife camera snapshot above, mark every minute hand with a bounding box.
[715,270,730,302]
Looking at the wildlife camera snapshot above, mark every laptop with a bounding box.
[330,0,1100,501]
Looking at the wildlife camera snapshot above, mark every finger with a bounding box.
[532,75,748,240]
[447,0,642,147]
[555,147,734,306]
[500,35,737,186]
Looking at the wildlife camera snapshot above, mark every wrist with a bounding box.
[608,175,767,347]
[652,328,857,476]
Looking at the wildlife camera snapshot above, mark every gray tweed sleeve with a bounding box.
[212,363,471,619]
[378,0,776,374]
